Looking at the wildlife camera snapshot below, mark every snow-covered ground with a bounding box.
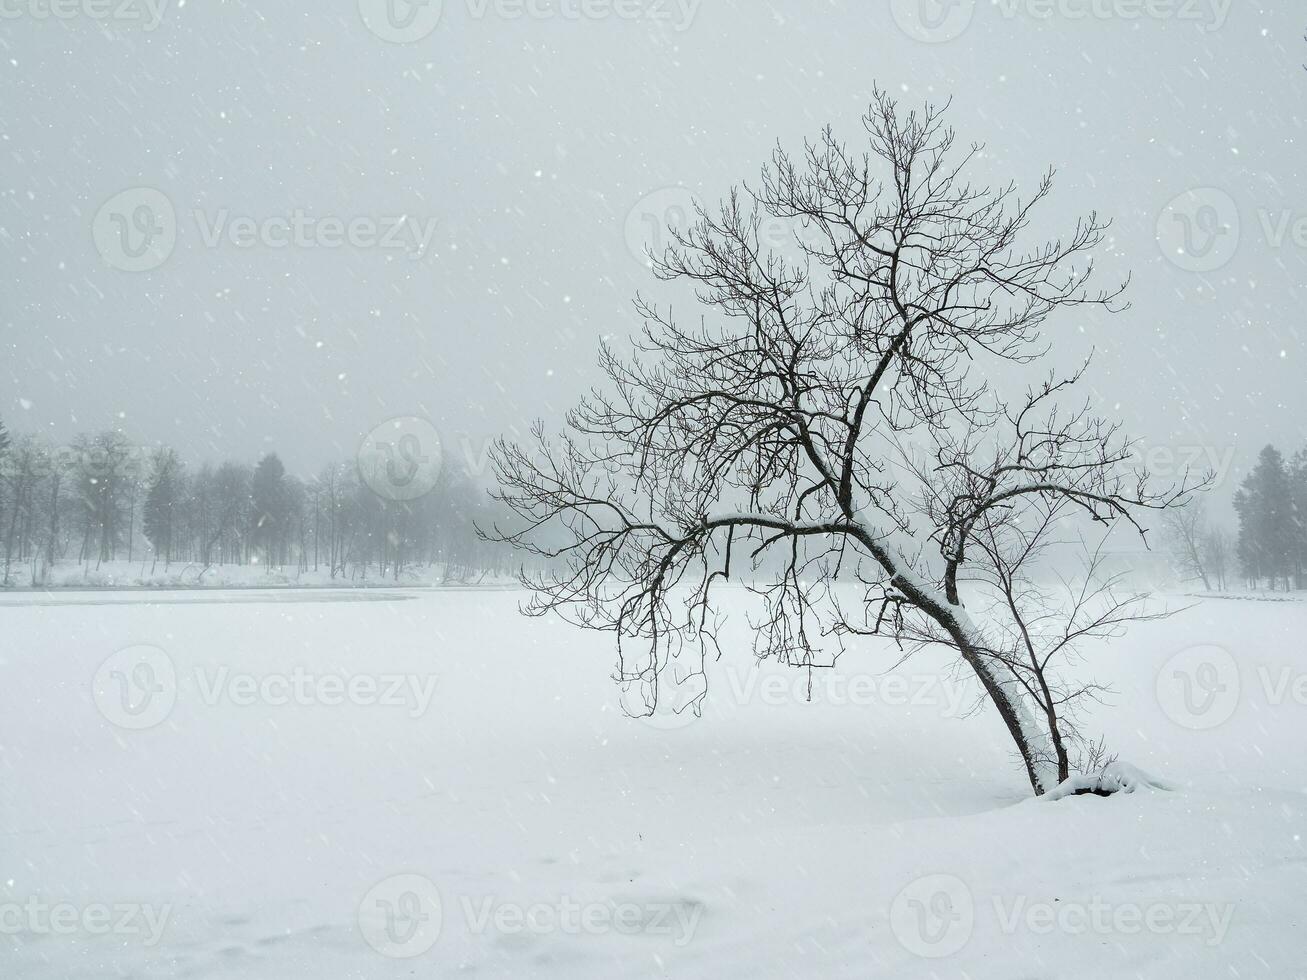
[3,587,1305,978]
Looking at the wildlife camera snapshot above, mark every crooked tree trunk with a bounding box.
[915,616,1059,795]
[948,618,1060,796]
[866,543,1060,796]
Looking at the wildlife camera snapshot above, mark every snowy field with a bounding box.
[3,587,1305,978]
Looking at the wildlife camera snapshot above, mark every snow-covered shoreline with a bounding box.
[1,559,517,592]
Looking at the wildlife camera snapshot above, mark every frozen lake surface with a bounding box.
[4,588,1305,978]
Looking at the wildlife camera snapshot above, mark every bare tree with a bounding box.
[40,447,69,579]
[143,448,184,572]
[502,96,1203,794]
[2,436,43,584]
[73,431,136,568]
[488,94,1198,796]
[1164,499,1212,591]
[195,461,251,569]
[1204,524,1232,592]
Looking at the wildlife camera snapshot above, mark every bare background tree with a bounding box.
[1204,524,1232,592]
[1164,500,1214,591]
[488,93,1203,797]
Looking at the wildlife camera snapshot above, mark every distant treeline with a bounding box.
[0,417,523,586]
[2,415,1303,595]
[1162,443,1307,594]
[1230,444,1307,590]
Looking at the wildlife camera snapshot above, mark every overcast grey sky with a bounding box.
[2,0,1303,504]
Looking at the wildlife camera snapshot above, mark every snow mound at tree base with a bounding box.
[1044,762,1177,801]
